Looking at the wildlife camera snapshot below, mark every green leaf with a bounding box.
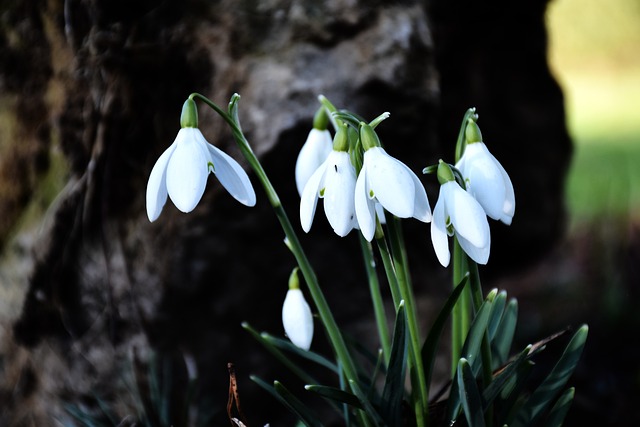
[487,290,507,342]
[242,322,337,385]
[457,358,486,427]
[305,385,363,409]
[512,325,588,427]
[447,289,497,422]
[274,381,323,427]
[380,302,408,424]
[482,345,532,408]
[347,379,385,426]
[491,298,518,368]
[251,376,322,427]
[421,274,469,394]
[545,387,575,427]
[497,360,535,426]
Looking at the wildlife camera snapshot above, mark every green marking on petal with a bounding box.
[319,187,326,198]
[207,161,215,173]
[369,189,375,199]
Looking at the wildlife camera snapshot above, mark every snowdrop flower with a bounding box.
[300,124,357,236]
[355,123,431,241]
[146,99,256,222]
[455,120,515,225]
[431,161,490,267]
[295,108,333,196]
[282,269,314,350]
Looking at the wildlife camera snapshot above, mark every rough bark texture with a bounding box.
[0,0,571,425]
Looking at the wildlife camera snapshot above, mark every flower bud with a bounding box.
[282,269,314,350]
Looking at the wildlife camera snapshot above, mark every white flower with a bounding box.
[456,142,515,225]
[146,127,256,222]
[431,181,491,267]
[355,147,431,241]
[282,288,314,350]
[300,150,357,237]
[295,129,333,196]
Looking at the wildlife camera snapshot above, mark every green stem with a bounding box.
[191,93,361,392]
[451,238,470,376]
[374,226,402,308]
[358,236,391,365]
[386,216,428,426]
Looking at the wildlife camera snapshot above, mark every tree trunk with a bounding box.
[0,0,570,425]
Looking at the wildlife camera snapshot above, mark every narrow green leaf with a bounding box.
[491,299,518,368]
[512,325,588,427]
[421,274,469,395]
[458,358,486,427]
[380,302,408,424]
[487,290,507,342]
[545,387,575,427]
[348,379,385,426]
[497,361,535,426]
[260,331,339,373]
[483,346,532,408]
[274,381,323,427]
[251,376,322,427]
[305,385,363,409]
[447,290,496,422]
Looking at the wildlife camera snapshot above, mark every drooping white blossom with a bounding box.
[300,150,358,236]
[146,127,256,222]
[431,180,491,267]
[282,288,314,351]
[295,129,333,196]
[456,123,515,225]
[355,147,431,241]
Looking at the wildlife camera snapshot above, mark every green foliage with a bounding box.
[63,352,207,427]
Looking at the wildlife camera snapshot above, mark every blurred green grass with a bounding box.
[547,0,640,225]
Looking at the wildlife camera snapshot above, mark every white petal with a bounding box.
[355,164,377,241]
[404,163,432,222]
[365,148,415,218]
[205,139,256,207]
[444,182,490,249]
[465,147,505,221]
[299,160,327,233]
[166,128,211,213]
[489,151,515,225]
[430,188,451,267]
[458,231,491,265]
[146,141,177,222]
[323,152,357,237]
[295,129,333,196]
[282,289,314,350]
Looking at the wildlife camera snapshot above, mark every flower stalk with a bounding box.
[189,93,361,394]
